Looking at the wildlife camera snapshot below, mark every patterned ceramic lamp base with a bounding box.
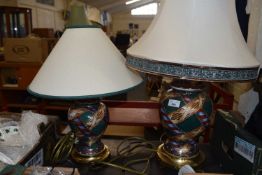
[157,144,205,169]
[68,102,110,164]
[159,80,213,169]
[71,145,110,163]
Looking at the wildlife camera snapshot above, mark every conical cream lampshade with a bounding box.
[127,0,260,81]
[28,6,142,99]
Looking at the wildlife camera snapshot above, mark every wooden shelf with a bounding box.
[104,100,161,126]
[0,62,41,90]
[0,6,32,47]
[45,106,69,111]
[0,61,42,67]
[38,100,161,127]
[7,104,38,109]
[0,87,29,90]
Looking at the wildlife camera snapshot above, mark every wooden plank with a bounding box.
[103,100,160,108]
[108,107,160,126]
[104,100,161,126]
[0,61,42,67]
[105,125,144,137]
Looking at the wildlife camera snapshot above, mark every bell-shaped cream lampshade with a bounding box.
[28,25,142,99]
[127,0,260,81]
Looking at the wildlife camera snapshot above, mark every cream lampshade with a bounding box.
[28,28,142,99]
[28,5,142,164]
[127,0,260,169]
[127,0,260,81]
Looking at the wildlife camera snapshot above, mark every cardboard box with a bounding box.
[3,37,57,63]
[211,110,262,175]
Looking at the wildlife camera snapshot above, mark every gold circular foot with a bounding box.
[71,145,110,164]
[156,144,205,169]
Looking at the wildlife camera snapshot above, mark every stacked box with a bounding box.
[211,110,262,175]
[3,37,57,63]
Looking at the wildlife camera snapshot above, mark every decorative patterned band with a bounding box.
[126,55,259,82]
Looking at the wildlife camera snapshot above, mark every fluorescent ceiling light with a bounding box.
[131,3,158,15]
[126,0,141,5]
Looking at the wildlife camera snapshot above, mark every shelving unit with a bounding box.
[0,6,33,63]
[0,62,41,111]
[0,6,32,47]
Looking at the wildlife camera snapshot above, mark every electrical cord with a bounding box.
[98,137,157,175]
[50,134,159,175]
[50,132,75,164]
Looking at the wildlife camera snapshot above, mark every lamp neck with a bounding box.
[170,80,209,93]
[73,99,101,105]
[66,5,99,28]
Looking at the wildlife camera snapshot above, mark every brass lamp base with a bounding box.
[71,145,110,164]
[157,144,205,170]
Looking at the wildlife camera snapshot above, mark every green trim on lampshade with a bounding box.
[27,80,143,100]
[65,5,99,29]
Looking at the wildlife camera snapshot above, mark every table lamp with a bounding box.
[28,5,142,163]
[127,0,260,169]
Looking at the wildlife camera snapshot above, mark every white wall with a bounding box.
[111,12,153,38]
[17,0,65,31]
[0,0,17,6]
[227,0,262,110]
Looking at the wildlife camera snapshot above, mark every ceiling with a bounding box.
[82,0,158,14]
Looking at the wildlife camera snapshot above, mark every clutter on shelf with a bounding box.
[0,111,57,172]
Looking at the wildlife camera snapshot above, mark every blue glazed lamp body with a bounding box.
[68,102,110,162]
